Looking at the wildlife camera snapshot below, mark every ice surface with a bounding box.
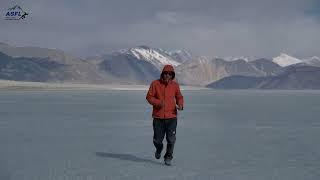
[0,90,320,180]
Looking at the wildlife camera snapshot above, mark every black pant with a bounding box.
[153,117,177,160]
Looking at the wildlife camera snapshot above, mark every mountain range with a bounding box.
[207,65,320,89]
[1,42,320,89]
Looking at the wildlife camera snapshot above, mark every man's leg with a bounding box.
[153,118,165,159]
[164,118,177,161]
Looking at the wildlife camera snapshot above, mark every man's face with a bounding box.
[162,71,173,83]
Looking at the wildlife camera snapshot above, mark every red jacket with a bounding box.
[146,65,184,119]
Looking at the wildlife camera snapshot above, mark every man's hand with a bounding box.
[176,105,183,111]
[155,100,164,108]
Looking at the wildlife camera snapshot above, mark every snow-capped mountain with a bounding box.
[303,56,320,67]
[208,65,320,89]
[176,56,267,86]
[117,46,181,70]
[249,58,282,76]
[2,41,320,87]
[223,56,252,62]
[272,53,302,67]
[167,49,192,63]
[304,56,320,61]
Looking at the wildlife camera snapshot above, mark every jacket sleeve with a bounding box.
[175,84,184,107]
[146,82,162,106]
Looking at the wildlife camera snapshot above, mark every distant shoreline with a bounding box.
[0,80,207,91]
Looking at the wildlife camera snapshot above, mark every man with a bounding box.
[146,64,184,166]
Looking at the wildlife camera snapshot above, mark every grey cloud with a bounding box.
[0,0,319,58]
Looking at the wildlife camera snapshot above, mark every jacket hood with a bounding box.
[162,64,175,73]
[161,64,175,80]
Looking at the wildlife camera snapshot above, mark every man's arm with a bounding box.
[146,82,162,107]
[175,84,184,110]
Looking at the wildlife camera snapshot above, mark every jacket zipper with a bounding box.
[163,84,166,119]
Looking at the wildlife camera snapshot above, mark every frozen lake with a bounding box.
[0,90,320,180]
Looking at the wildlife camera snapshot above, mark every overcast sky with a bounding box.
[0,0,319,58]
